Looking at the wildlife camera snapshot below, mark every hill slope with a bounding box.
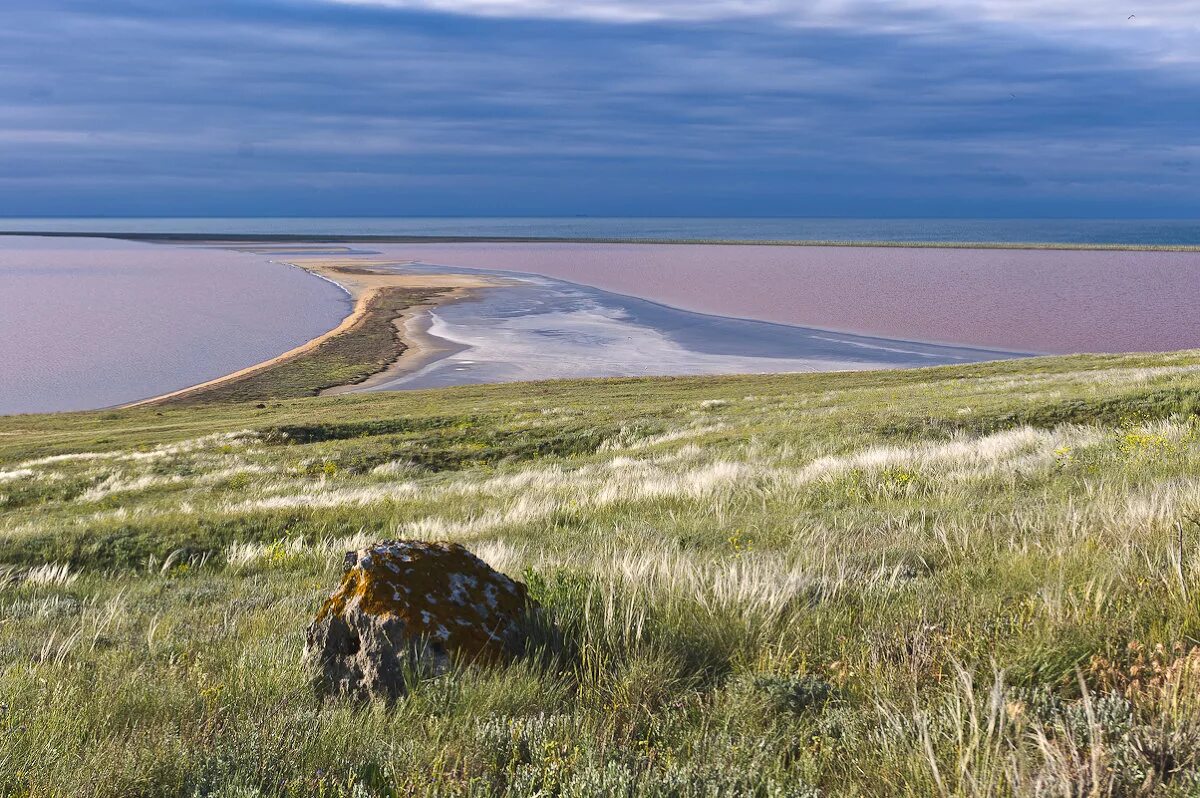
[4,352,1200,796]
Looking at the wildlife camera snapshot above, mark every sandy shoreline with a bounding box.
[124,260,505,407]
[320,289,478,396]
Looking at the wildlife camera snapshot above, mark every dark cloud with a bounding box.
[0,0,1197,216]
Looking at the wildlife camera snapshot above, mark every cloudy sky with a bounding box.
[2,0,1198,217]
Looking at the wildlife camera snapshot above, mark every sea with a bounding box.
[2,217,1200,246]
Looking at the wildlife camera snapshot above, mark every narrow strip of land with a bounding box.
[2,230,1198,252]
[127,263,505,406]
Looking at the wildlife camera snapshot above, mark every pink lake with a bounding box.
[368,242,1200,355]
[0,236,349,415]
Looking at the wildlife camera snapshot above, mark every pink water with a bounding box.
[373,243,1200,354]
[0,237,349,414]
[6,237,1198,416]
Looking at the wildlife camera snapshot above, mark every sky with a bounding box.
[1,0,1198,217]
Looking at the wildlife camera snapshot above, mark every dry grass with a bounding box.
[5,352,1200,795]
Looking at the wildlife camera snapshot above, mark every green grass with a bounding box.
[157,287,445,405]
[5,351,1200,795]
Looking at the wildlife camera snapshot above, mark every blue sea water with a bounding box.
[1,217,1199,246]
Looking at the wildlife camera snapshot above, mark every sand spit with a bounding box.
[124,260,507,407]
[294,258,502,298]
[320,299,472,395]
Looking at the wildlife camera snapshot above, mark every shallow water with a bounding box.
[0,237,349,415]
[366,269,1020,391]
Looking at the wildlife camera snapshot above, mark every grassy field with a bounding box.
[4,351,1200,795]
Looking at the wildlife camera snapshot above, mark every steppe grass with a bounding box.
[4,351,1200,795]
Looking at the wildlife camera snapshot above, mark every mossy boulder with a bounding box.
[303,540,535,701]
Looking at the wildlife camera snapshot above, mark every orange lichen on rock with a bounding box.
[304,540,536,701]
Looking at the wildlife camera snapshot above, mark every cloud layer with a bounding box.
[0,0,1196,216]
[326,0,1200,58]
[325,0,1197,29]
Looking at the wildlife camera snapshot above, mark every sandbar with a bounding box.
[125,260,507,406]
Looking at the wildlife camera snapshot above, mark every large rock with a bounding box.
[303,540,535,701]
